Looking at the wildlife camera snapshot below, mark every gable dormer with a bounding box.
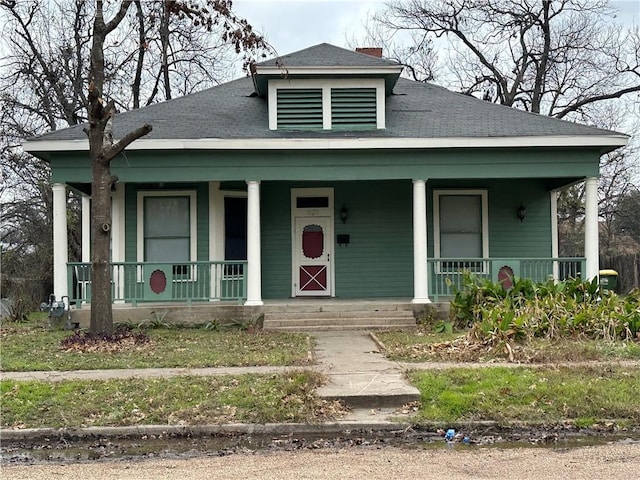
[252,44,403,131]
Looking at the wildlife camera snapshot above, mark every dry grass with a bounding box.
[377,328,640,363]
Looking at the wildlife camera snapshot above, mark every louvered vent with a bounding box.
[277,89,323,130]
[331,88,377,129]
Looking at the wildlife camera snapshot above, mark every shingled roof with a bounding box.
[255,43,400,68]
[26,43,626,147]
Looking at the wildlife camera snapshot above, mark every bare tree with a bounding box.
[85,0,152,334]
[85,0,270,334]
[367,0,640,256]
[347,16,437,82]
[375,0,640,117]
[1,0,271,333]
[0,0,272,330]
[1,0,91,306]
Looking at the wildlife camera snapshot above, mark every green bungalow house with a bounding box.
[23,43,628,318]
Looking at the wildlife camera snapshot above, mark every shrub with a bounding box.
[451,273,640,346]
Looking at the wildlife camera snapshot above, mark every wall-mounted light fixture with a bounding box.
[340,205,349,223]
[517,203,527,222]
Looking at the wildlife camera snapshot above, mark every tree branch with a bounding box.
[555,85,640,119]
[105,0,133,35]
[104,124,152,162]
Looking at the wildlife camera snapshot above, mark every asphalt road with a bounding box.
[4,443,639,479]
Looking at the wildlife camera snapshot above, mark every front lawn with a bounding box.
[409,365,640,425]
[1,322,313,371]
[0,370,344,428]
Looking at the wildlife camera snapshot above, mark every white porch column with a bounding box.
[584,176,600,280]
[111,185,125,301]
[245,180,263,306]
[550,190,559,280]
[209,181,224,300]
[52,183,68,299]
[412,179,431,303]
[81,194,91,263]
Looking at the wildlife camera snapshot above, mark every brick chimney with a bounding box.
[356,47,383,58]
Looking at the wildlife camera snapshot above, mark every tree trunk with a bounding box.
[87,0,150,335]
[89,151,114,334]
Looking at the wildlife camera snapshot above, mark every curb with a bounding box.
[0,420,415,442]
[4,419,635,444]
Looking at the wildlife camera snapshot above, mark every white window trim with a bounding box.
[136,190,198,264]
[268,78,385,130]
[433,189,489,269]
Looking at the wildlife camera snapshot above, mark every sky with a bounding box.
[233,0,387,54]
[234,0,640,56]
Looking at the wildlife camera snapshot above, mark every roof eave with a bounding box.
[254,66,404,75]
[252,65,404,97]
[23,134,629,153]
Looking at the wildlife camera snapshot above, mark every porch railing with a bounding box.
[427,257,586,301]
[68,261,247,306]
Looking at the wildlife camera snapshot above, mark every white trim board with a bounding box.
[255,66,402,76]
[24,134,629,152]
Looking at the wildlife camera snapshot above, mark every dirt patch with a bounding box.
[59,328,152,354]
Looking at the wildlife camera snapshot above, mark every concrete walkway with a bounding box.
[314,331,420,408]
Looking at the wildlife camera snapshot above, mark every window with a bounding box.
[144,196,190,262]
[137,191,197,275]
[434,190,488,272]
[269,79,384,130]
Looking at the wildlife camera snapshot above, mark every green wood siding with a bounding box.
[260,183,293,299]
[115,179,552,299]
[261,181,413,299]
[50,148,601,185]
[277,89,323,130]
[426,179,552,258]
[333,181,413,297]
[331,88,376,130]
[487,179,552,257]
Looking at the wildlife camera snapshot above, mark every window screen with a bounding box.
[144,196,190,262]
[439,195,482,258]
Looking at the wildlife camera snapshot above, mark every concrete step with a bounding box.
[266,317,415,326]
[268,325,416,332]
[265,316,415,327]
[269,310,414,320]
[262,302,414,314]
[318,376,421,408]
[263,306,416,331]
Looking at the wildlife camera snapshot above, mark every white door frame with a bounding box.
[291,187,335,297]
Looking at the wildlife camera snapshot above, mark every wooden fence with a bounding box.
[599,253,640,294]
